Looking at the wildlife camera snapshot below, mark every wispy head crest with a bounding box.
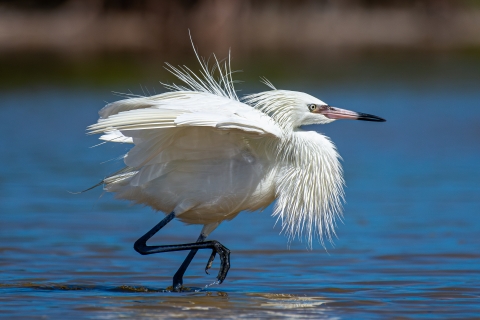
[160,31,240,101]
[260,77,276,90]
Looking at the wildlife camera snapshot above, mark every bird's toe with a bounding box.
[204,240,231,284]
[205,250,216,274]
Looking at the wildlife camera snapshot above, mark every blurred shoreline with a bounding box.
[1,0,480,57]
[1,0,480,88]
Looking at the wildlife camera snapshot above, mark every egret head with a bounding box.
[245,90,385,130]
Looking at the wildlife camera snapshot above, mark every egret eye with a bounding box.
[308,104,317,112]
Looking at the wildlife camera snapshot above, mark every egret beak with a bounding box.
[318,106,386,122]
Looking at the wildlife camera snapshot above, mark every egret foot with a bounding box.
[133,212,231,290]
[205,240,230,284]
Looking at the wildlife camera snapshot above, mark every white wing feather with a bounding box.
[89,92,282,138]
[99,130,133,143]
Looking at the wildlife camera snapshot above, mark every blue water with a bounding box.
[0,73,479,319]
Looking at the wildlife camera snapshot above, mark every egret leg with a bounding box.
[172,233,206,291]
[133,212,230,286]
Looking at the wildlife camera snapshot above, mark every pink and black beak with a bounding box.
[315,105,386,122]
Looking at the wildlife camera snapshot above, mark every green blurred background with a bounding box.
[1,0,480,89]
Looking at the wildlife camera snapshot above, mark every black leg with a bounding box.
[133,212,230,285]
[172,233,206,291]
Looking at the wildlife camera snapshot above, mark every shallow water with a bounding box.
[1,70,479,319]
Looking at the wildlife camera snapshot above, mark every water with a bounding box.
[1,70,479,319]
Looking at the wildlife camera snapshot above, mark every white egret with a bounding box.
[87,46,385,291]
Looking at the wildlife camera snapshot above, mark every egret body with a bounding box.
[87,47,385,290]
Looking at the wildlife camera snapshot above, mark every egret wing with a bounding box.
[89,91,281,137]
[89,91,281,173]
[88,91,282,196]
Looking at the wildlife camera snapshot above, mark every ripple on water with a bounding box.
[1,83,480,319]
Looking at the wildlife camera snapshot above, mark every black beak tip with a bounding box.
[357,113,386,122]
